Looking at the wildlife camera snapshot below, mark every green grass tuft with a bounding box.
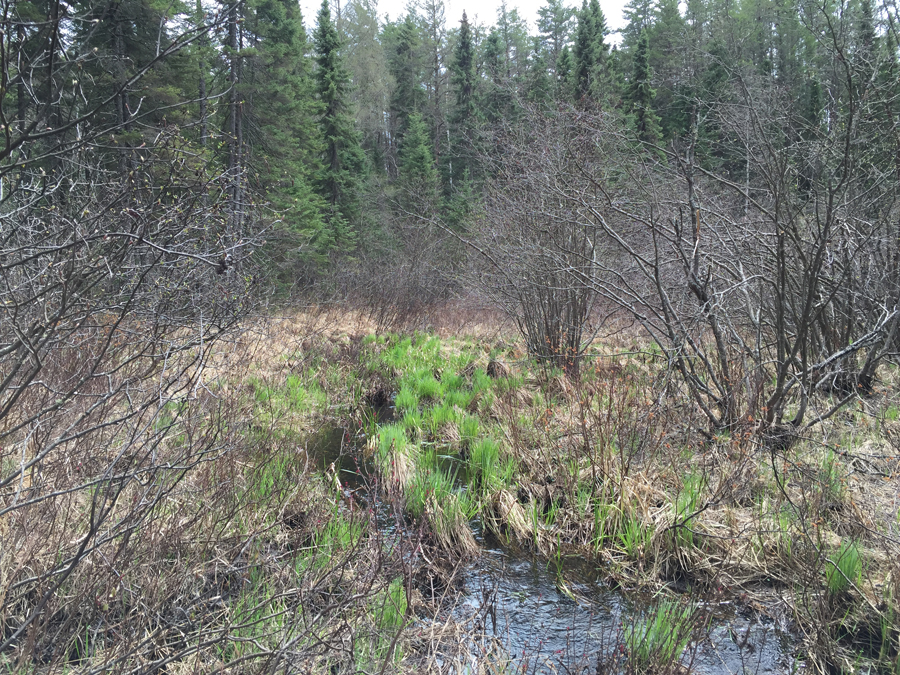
[394,388,419,414]
[626,599,695,670]
[413,372,442,401]
[619,508,652,559]
[401,409,423,435]
[460,414,480,447]
[406,467,455,519]
[284,374,307,409]
[445,388,475,410]
[470,437,501,491]
[827,540,861,595]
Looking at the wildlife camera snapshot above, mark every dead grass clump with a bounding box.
[425,494,478,559]
[438,421,461,446]
[540,372,572,400]
[486,359,510,379]
[488,489,534,546]
[386,447,415,493]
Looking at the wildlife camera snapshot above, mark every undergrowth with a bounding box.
[6,318,899,675]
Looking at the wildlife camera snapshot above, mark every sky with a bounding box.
[300,0,629,39]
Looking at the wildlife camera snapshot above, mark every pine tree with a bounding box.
[621,0,656,53]
[344,0,393,167]
[315,0,366,251]
[537,0,575,68]
[625,29,662,148]
[495,1,531,83]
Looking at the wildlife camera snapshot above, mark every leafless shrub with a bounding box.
[0,2,289,668]
[483,76,899,440]
[471,113,604,376]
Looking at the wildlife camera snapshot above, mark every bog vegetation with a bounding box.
[1,0,899,671]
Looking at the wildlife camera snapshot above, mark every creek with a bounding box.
[305,422,795,675]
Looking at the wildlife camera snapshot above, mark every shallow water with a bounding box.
[457,533,626,673]
[305,423,795,674]
[459,532,793,673]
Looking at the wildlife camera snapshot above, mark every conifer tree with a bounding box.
[495,1,531,83]
[556,44,575,98]
[481,29,514,121]
[451,11,477,125]
[622,0,655,52]
[572,0,608,101]
[345,0,393,166]
[399,112,439,211]
[244,0,327,263]
[420,0,450,163]
[526,38,554,103]
[386,14,427,140]
[649,0,688,138]
[802,77,823,138]
[73,0,189,174]
[448,11,477,185]
[537,0,574,68]
[625,29,662,148]
[315,0,366,250]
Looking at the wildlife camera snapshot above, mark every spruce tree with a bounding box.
[481,29,513,121]
[802,77,823,138]
[572,0,608,101]
[556,44,575,98]
[243,0,327,265]
[73,0,190,173]
[398,112,439,211]
[649,0,688,138]
[573,0,596,100]
[315,0,366,251]
[420,0,449,163]
[526,38,554,104]
[451,11,477,125]
[448,11,477,185]
[386,14,427,140]
[625,29,662,148]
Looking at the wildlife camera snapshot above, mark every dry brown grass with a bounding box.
[2,314,506,675]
